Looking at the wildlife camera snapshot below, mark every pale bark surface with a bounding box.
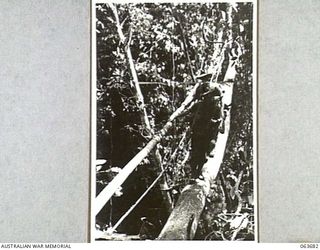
[158,6,237,238]
[95,83,200,215]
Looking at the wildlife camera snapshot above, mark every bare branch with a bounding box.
[108,167,167,235]
[95,81,202,216]
[108,3,152,133]
[106,3,174,211]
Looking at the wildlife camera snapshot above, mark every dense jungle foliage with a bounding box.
[95,2,254,240]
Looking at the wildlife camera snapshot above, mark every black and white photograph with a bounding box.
[92,0,256,241]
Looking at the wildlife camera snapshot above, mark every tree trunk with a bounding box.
[95,82,201,215]
[156,183,207,240]
[157,83,234,240]
[157,4,236,240]
[107,3,173,213]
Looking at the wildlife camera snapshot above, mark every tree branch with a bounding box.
[107,3,173,212]
[95,80,202,215]
[108,3,152,133]
[108,167,167,235]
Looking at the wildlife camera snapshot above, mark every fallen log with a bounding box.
[95,81,201,215]
[157,82,234,240]
[157,4,236,240]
